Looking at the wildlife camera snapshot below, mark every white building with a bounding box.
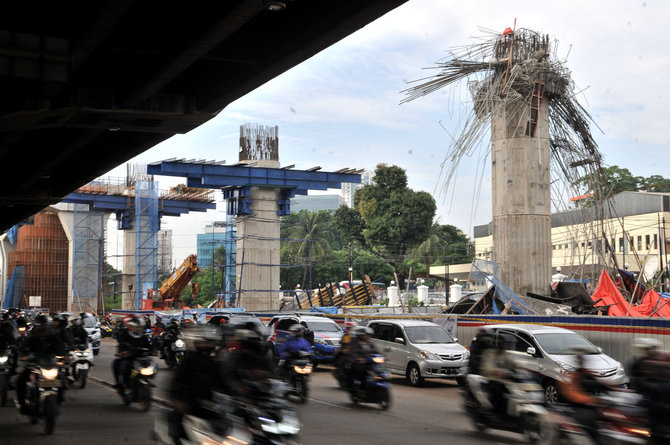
[341,170,373,208]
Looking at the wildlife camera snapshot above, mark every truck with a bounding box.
[140,254,199,311]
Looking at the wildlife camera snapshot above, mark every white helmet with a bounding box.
[633,337,661,351]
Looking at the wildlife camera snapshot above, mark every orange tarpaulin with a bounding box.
[590,269,670,317]
[590,270,645,316]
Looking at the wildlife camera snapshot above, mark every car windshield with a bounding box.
[534,333,599,355]
[306,321,342,333]
[404,326,454,344]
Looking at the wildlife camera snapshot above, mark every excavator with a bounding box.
[140,254,199,311]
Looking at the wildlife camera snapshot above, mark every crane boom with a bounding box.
[140,254,199,311]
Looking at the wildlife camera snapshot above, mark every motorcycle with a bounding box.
[282,350,312,403]
[154,392,253,445]
[22,357,62,434]
[99,323,113,338]
[239,379,302,444]
[68,343,93,389]
[118,348,158,411]
[162,330,185,368]
[0,347,16,406]
[549,390,652,445]
[462,369,550,443]
[349,354,391,410]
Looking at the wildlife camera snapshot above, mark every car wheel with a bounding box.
[406,363,424,387]
[543,381,559,406]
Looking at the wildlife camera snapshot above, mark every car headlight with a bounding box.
[41,367,59,380]
[616,362,625,375]
[556,361,575,373]
[313,338,326,345]
[174,339,185,348]
[0,356,8,364]
[419,350,439,360]
[464,349,470,359]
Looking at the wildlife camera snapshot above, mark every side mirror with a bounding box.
[453,337,458,343]
[526,346,536,356]
[597,346,603,353]
[394,337,405,345]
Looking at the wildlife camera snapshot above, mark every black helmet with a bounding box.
[33,313,51,326]
[235,329,263,352]
[185,327,219,353]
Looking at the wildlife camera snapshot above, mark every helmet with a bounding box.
[33,314,51,326]
[633,338,662,351]
[127,317,145,338]
[289,324,305,337]
[184,327,219,353]
[354,326,373,338]
[235,329,263,352]
[70,317,82,326]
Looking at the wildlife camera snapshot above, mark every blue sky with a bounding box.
[104,0,670,267]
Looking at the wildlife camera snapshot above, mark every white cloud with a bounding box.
[105,0,670,260]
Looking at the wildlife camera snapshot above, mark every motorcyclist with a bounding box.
[15,314,65,413]
[480,338,516,419]
[0,312,19,376]
[468,328,493,375]
[558,348,611,445]
[53,313,73,352]
[224,328,275,402]
[161,318,181,359]
[0,311,18,351]
[68,316,89,347]
[112,316,153,393]
[279,324,312,376]
[168,326,227,445]
[349,326,378,392]
[630,338,670,443]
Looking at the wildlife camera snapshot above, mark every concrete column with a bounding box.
[122,228,136,309]
[57,209,75,311]
[236,186,281,311]
[491,98,551,296]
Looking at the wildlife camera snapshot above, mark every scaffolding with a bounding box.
[7,212,68,311]
[134,180,159,309]
[72,204,105,313]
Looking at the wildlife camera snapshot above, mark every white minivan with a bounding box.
[368,320,469,386]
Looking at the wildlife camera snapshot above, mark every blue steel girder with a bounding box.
[63,192,216,216]
[147,160,361,191]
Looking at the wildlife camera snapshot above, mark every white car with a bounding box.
[482,324,629,404]
[368,320,469,386]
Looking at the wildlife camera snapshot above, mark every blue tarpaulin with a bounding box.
[3,266,24,309]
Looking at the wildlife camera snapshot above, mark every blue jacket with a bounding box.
[280,336,312,359]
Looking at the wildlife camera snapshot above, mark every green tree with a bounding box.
[280,210,337,289]
[333,205,365,245]
[354,164,436,263]
[640,175,670,192]
[103,261,122,311]
[575,165,641,200]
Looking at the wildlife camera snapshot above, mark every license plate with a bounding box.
[76,363,89,370]
[39,379,61,388]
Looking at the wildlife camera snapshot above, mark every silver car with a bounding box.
[483,324,629,404]
[368,320,469,387]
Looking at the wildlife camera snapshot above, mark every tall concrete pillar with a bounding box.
[236,186,280,311]
[122,229,136,309]
[491,97,551,296]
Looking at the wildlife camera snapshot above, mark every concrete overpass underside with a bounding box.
[0,0,407,233]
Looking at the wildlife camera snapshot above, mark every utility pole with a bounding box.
[348,242,353,286]
[445,242,450,305]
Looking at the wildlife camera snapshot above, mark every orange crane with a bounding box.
[140,254,199,311]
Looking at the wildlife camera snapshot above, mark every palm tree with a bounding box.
[283,210,335,289]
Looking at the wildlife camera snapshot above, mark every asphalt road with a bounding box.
[0,338,528,444]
